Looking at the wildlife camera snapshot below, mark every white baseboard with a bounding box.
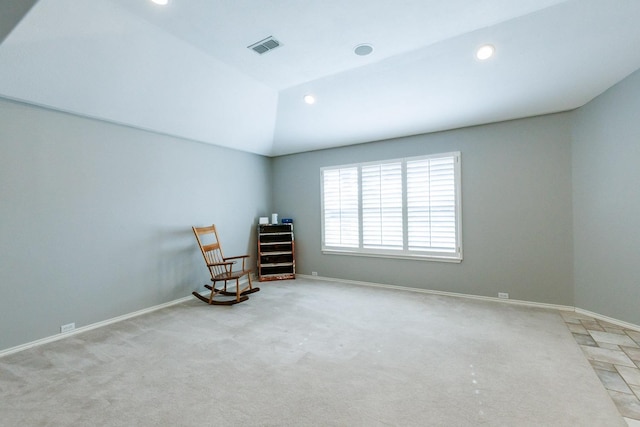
[4,276,638,358]
[297,274,640,331]
[0,294,194,359]
[0,278,256,358]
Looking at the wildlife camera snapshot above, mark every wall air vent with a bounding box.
[248,36,281,55]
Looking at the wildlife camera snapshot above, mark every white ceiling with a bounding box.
[1,0,640,156]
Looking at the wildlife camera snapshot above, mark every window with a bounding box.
[321,152,462,262]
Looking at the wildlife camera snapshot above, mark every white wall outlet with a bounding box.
[498,292,509,299]
[60,323,75,333]
[311,271,318,276]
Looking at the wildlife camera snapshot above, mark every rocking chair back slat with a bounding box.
[207,249,227,277]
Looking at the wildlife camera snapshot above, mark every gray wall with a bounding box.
[0,0,37,44]
[4,67,640,352]
[0,98,271,351]
[572,69,640,326]
[272,114,575,306]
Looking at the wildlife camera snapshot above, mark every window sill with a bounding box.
[321,249,462,263]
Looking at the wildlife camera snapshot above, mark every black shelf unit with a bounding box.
[258,224,295,281]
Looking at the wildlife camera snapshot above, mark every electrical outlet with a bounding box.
[60,323,75,333]
[311,271,318,276]
[498,292,509,299]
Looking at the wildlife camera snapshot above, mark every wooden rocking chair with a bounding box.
[192,224,260,305]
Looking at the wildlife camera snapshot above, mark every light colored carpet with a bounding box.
[0,278,625,426]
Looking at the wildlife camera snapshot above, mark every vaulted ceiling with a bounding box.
[1,0,640,156]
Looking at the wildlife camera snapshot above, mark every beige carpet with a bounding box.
[0,278,625,426]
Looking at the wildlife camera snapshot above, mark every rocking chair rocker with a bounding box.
[192,224,260,305]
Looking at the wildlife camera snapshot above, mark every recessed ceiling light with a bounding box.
[354,44,374,56]
[151,0,169,5]
[303,95,316,105]
[476,44,495,61]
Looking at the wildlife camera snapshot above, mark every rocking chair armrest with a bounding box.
[223,255,250,261]
[206,261,235,267]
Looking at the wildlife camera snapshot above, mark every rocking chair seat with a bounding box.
[212,269,252,281]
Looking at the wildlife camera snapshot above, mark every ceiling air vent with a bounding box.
[248,36,281,55]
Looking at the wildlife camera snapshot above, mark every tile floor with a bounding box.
[562,311,640,426]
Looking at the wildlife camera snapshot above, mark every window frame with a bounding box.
[320,152,462,263]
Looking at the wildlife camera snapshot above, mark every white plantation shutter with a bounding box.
[407,156,457,253]
[362,162,403,249]
[322,167,359,248]
[321,152,461,261]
